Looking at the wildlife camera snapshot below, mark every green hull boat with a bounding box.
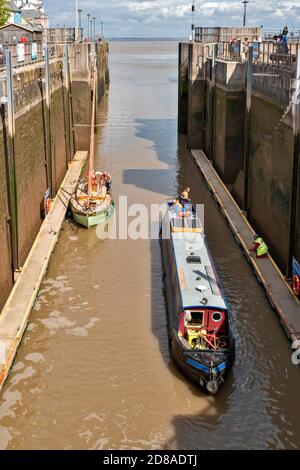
[72,202,115,229]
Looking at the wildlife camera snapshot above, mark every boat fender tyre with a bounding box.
[293,274,300,297]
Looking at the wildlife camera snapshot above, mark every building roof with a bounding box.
[22,9,46,19]
[0,22,42,33]
[17,1,44,12]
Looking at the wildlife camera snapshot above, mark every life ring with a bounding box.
[293,274,300,297]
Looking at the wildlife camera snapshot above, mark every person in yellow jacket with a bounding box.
[249,234,269,259]
[179,187,191,206]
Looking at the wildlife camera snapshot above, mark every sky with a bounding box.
[43,0,300,38]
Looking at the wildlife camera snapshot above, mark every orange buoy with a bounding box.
[45,198,53,214]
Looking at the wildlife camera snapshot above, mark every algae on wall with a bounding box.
[178,68,188,135]
[0,113,13,310]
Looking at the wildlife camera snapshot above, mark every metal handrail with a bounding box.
[203,40,299,69]
[0,43,59,72]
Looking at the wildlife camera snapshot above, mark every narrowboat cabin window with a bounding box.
[178,309,228,351]
[184,310,203,327]
[212,311,223,322]
[170,216,202,234]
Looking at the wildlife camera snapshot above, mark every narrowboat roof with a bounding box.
[165,205,228,312]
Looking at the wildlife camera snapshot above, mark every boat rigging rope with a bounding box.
[56,192,69,210]
[87,58,97,197]
[60,186,87,212]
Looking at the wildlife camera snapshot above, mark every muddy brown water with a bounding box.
[1,41,300,450]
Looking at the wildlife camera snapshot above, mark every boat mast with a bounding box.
[88,57,97,197]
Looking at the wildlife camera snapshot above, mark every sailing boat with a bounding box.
[70,59,115,229]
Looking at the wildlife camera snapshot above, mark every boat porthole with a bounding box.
[212,311,223,322]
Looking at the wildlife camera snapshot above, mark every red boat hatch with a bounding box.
[178,309,228,350]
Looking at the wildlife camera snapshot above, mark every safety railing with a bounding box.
[259,41,298,66]
[43,27,83,45]
[0,42,52,70]
[263,30,300,43]
[203,40,299,68]
[0,43,67,72]
[195,27,262,44]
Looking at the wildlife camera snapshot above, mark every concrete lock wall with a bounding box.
[178,43,190,135]
[0,43,109,310]
[13,62,69,264]
[179,41,297,273]
[247,97,293,271]
[178,42,206,148]
[187,42,206,150]
[213,60,246,207]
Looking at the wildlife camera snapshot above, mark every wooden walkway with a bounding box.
[0,151,88,392]
[192,150,300,343]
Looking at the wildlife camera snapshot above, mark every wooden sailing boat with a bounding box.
[70,59,114,229]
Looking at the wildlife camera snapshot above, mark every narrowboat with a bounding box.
[160,202,235,394]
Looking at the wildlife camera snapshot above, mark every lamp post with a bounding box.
[90,19,93,41]
[93,17,96,40]
[242,1,249,28]
[78,9,82,41]
[87,13,91,41]
[191,2,195,41]
[75,0,79,41]
[101,22,104,38]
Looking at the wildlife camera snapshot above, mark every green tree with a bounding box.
[0,0,10,27]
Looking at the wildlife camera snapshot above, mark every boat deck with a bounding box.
[71,182,112,215]
[192,149,300,342]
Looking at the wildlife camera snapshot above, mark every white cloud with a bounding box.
[121,1,190,17]
[44,0,300,36]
